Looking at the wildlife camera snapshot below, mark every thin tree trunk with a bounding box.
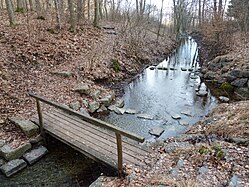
[77,0,83,23]
[5,0,16,26]
[99,0,103,19]
[104,0,108,19]
[68,0,76,32]
[157,0,164,41]
[87,0,90,20]
[35,0,43,18]
[17,0,24,11]
[29,0,35,11]
[0,0,4,9]
[54,0,61,29]
[93,0,99,27]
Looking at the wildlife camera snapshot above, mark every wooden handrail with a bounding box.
[29,92,145,143]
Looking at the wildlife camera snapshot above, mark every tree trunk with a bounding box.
[198,0,201,26]
[0,0,4,9]
[5,0,16,26]
[87,0,90,20]
[77,0,83,23]
[17,0,24,11]
[68,0,76,32]
[29,0,35,11]
[54,0,61,29]
[104,0,108,19]
[93,0,99,27]
[99,0,103,19]
[157,0,164,41]
[35,0,43,18]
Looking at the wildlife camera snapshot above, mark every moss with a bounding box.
[15,8,24,13]
[111,59,121,73]
[212,145,225,159]
[198,146,209,155]
[220,82,233,92]
[47,28,55,34]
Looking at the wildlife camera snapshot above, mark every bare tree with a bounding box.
[5,0,16,26]
[93,0,99,27]
[68,0,76,32]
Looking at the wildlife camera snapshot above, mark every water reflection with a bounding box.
[103,38,217,140]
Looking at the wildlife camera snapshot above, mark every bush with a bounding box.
[220,82,233,92]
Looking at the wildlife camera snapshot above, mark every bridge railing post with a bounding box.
[36,99,46,143]
[115,132,123,177]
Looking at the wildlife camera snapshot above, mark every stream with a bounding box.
[102,37,217,141]
[0,37,217,186]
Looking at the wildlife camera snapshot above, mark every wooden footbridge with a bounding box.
[29,93,152,176]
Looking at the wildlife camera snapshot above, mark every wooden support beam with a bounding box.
[116,132,123,177]
[36,99,45,143]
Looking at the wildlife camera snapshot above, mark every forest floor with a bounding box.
[0,12,249,187]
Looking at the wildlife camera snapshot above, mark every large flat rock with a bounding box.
[23,146,48,165]
[137,114,154,120]
[0,159,27,177]
[0,143,32,161]
[149,127,165,137]
[9,117,39,137]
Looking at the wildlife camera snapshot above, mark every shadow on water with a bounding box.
[102,37,217,142]
[0,136,116,187]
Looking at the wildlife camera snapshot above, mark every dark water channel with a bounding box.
[0,38,217,186]
[103,37,217,141]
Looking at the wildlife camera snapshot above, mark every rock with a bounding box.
[82,99,89,107]
[79,107,90,116]
[88,101,100,113]
[0,143,31,161]
[8,117,39,137]
[149,127,164,137]
[228,137,249,145]
[228,175,242,187]
[97,105,108,113]
[181,110,192,117]
[208,62,222,70]
[231,78,248,87]
[171,114,181,120]
[89,176,104,187]
[242,71,249,78]
[149,66,155,70]
[177,159,184,168]
[219,96,230,103]
[181,67,187,71]
[107,105,116,111]
[29,135,43,144]
[196,90,208,97]
[170,167,179,178]
[198,165,208,175]
[115,99,125,108]
[90,90,101,100]
[114,107,126,115]
[23,146,48,165]
[0,159,27,177]
[235,87,249,99]
[69,101,81,111]
[53,71,73,77]
[164,142,193,153]
[0,158,5,166]
[137,114,153,120]
[230,70,243,78]
[188,68,193,71]
[125,108,137,114]
[226,75,237,83]
[74,84,90,95]
[179,120,189,126]
[99,95,113,107]
[170,67,175,70]
[0,140,6,147]
[204,72,216,79]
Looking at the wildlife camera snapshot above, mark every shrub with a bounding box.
[220,82,233,92]
[111,59,121,72]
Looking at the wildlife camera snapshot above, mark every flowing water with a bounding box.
[0,37,217,186]
[102,37,217,141]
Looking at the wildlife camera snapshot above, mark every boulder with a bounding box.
[0,140,6,148]
[181,67,187,71]
[0,143,32,161]
[125,109,137,114]
[82,99,89,107]
[188,68,193,72]
[99,95,113,107]
[23,146,48,165]
[97,105,108,113]
[219,96,230,103]
[149,127,164,137]
[242,71,249,78]
[8,117,39,137]
[114,99,125,108]
[190,75,198,79]
[181,110,192,117]
[171,114,181,120]
[69,101,81,111]
[231,78,248,87]
[230,70,243,78]
[74,84,90,95]
[0,159,27,177]
[107,105,116,111]
[208,63,222,70]
[149,66,155,70]
[204,72,216,80]
[137,114,153,120]
[88,101,100,113]
[29,135,43,144]
[0,158,5,166]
